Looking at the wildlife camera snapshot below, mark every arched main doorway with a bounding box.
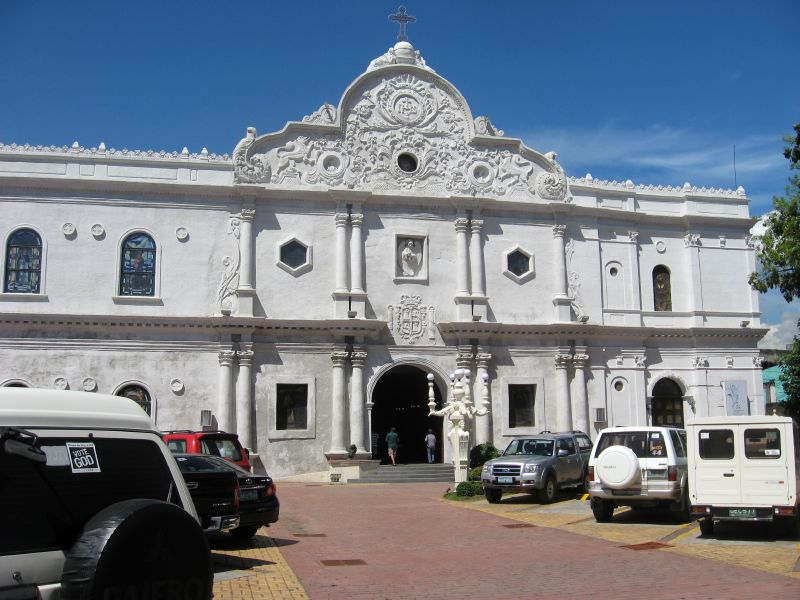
[651,378,684,428]
[371,365,444,464]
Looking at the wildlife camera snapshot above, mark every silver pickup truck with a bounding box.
[481,431,594,503]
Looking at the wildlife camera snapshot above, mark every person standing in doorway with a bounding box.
[385,427,399,466]
[425,429,436,463]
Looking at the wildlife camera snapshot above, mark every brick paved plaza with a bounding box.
[211,483,800,600]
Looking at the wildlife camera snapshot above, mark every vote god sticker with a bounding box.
[66,442,101,473]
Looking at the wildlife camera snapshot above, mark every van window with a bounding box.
[744,428,781,459]
[594,431,671,458]
[698,429,734,459]
[669,429,685,458]
[167,439,186,453]
[0,437,179,555]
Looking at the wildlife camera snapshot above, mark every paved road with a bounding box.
[256,483,799,599]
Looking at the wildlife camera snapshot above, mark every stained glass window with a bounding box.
[120,233,155,296]
[117,384,152,416]
[4,229,42,293]
[653,265,672,311]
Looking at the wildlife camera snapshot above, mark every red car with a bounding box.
[163,430,251,471]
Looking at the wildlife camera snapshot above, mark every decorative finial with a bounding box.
[389,6,416,42]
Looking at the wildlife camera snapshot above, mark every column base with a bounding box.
[552,295,572,323]
[237,287,256,317]
[331,291,368,319]
[454,295,489,321]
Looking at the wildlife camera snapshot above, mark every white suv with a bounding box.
[587,425,689,522]
[0,388,213,600]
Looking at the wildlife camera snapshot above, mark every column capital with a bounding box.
[469,219,484,232]
[350,213,364,227]
[237,350,254,364]
[554,353,571,368]
[350,351,368,367]
[475,352,492,369]
[335,213,350,228]
[331,350,350,367]
[455,217,470,232]
[238,208,255,222]
[684,233,701,247]
[572,353,589,367]
[218,350,237,365]
[457,345,474,368]
[552,224,567,238]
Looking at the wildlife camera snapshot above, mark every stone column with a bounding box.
[217,351,237,433]
[455,215,470,296]
[745,235,759,322]
[555,353,572,432]
[469,217,485,297]
[334,212,349,293]
[349,212,364,294]
[236,207,256,316]
[552,225,571,322]
[684,233,704,327]
[349,348,368,454]
[571,353,590,434]
[475,349,492,445]
[235,350,254,449]
[330,349,349,454]
[628,231,643,323]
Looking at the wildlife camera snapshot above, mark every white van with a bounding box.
[686,415,800,536]
[0,388,213,600]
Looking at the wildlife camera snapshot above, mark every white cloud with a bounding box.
[518,124,787,212]
[759,310,800,350]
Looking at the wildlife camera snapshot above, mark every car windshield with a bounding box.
[175,455,231,473]
[504,439,554,456]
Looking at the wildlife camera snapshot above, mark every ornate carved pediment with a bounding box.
[233,44,567,202]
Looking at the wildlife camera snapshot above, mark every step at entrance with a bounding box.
[348,463,455,484]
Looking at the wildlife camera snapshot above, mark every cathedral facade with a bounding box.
[0,40,765,477]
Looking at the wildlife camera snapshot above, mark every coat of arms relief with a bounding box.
[388,295,436,345]
[233,55,568,203]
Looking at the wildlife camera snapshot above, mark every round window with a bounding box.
[609,267,619,277]
[397,153,418,173]
[613,381,624,392]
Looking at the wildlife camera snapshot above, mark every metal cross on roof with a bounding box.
[389,6,416,42]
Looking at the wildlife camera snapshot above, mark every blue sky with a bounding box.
[2,0,798,346]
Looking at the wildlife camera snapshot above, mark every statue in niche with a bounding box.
[398,239,422,277]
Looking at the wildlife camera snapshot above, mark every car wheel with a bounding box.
[61,499,212,600]
[698,517,714,536]
[539,475,557,504]
[673,486,691,522]
[230,525,260,540]
[590,497,614,522]
[484,488,502,504]
[781,513,800,539]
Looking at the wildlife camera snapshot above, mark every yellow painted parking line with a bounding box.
[581,493,590,501]
[658,520,699,544]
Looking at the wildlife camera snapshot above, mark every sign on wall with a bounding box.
[722,380,749,416]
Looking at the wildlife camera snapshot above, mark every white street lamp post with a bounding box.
[427,370,490,483]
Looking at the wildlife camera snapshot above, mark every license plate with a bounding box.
[497,476,514,484]
[729,508,756,518]
[240,489,258,501]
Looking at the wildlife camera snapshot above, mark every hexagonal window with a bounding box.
[503,245,534,284]
[277,236,312,276]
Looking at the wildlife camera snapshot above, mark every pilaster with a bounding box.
[554,353,572,432]
[349,347,368,454]
[475,349,492,444]
[552,225,571,322]
[455,214,472,319]
[571,353,589,434]
[236,207,255,317]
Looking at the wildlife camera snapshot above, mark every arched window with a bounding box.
[117,384,152,416]
[4,228,42,293]
[651,378,684,428]
[119,233,155,296]
[652,265,672,311]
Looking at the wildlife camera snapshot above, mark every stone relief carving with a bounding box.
[752,356,765,368]
[387,295,435,344]
[233,64,567,202]
[216,216,241,314]
[303,102,337,124]
[565,239,589,323]
[634,355,646,368]
[397,238,423,277]
[474,116,504,137]
[692,356,709,368]
[684,233,701,247]
[367,44,433,72]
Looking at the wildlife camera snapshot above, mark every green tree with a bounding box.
[750,123,800,420]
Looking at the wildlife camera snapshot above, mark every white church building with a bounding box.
[0,33,766,477]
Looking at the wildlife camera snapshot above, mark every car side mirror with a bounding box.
[557,449,568,457]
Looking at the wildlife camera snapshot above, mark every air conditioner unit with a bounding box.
[200,409,213,428]
[594,408,607,423]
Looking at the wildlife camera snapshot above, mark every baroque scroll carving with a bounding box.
[233,64,566,202]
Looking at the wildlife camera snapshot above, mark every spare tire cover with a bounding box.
[595,445,641,490]
[61,498,212,600]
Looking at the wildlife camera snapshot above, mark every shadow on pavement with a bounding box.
[211,554,275,571]
[699,520,800,543]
